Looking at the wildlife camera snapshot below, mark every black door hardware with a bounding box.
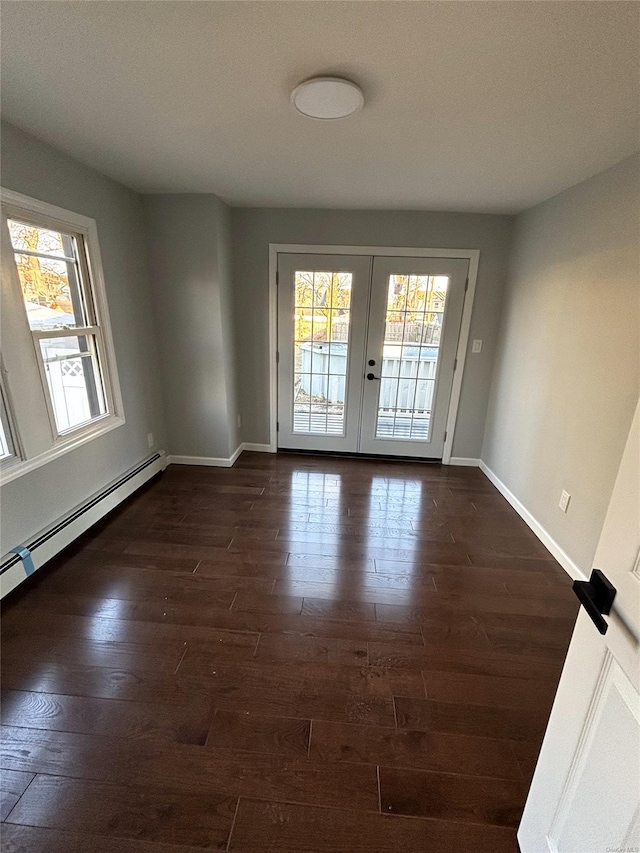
[366,373,380,381]
[368,359,376,366]
[572,569,616,635]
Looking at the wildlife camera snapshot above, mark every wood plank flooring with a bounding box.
[0,451,579,852]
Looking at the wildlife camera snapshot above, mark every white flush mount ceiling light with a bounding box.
[291,77,364,120]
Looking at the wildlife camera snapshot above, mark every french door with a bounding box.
[277,252,469,459]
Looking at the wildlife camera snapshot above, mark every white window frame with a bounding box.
[0,189,125,485]
[0,369,20,471]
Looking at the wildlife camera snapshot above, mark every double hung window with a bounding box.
[1,190,124,482]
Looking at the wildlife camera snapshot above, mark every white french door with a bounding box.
[277,252,469,459]
[277,253,371,455]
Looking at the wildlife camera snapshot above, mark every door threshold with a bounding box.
[277,448,443,464]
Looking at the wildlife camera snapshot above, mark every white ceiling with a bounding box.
[1,2,638,212]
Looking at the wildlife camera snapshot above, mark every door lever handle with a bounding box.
[572,569,616,635]
[366,373,380,381]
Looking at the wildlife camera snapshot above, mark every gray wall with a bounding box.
[1,121,167,550]
[231,208,513,457]
[143,195,239,459]
[5,120,635,579]
[482,154,640,572]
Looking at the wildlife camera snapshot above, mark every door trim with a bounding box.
[268,244,480,463]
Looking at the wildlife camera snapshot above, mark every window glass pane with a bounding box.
[39,335,106,433]
[13,252,88,331]
[9,220,88,331]
[375,275,449,441]
[8,219,69,257]
[293,271,352,436]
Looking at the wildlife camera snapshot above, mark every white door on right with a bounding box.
[518,400,640,853]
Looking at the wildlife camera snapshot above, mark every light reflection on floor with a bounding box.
[365,476,422,605]
[277,466,424,606]
[279,469,345,597]
[87,597,136,643]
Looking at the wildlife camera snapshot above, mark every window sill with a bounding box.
[0,414,126,486]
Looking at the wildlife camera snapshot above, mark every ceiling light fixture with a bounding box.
[291,77,364,120]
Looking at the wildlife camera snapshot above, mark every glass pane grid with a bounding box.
[9,220,89,331]
[8,219,70,258]
[375,274,449,442]
[293,270,352,436]
[39,334,106,434]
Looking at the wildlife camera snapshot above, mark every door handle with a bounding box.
[366,373,380,381]
[572,569,616,635]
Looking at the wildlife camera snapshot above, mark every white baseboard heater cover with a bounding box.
[0,451,167,599]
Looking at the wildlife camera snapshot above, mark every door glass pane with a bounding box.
[8,220,88,330]
[39,335,106,433]
[376,274,449,441]
[293,271,352,435]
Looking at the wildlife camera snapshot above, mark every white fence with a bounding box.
[299,342,438,412]
[40,339,93,431]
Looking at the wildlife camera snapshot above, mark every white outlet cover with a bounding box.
[147,432,154,448]
[472,339,483,353]
[559,490,571,512]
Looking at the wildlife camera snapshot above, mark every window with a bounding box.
[1,189,124,482]
[7,217,109,434]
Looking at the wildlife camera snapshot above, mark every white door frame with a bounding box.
[268,244,480,464]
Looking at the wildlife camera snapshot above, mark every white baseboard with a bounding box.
[0,451,168,598]
[169,442,273,469]
[479,460,586,581]
[449,457,480,466]
[168,444,243,468]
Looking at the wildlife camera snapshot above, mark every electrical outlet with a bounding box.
[472,339,483,353]
[237,414,242,429]
[147,432,154,449]
[559,490,571,513]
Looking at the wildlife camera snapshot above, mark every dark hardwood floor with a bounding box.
[0,452,579,852]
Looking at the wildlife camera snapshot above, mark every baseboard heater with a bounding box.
[0,450,167,599]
